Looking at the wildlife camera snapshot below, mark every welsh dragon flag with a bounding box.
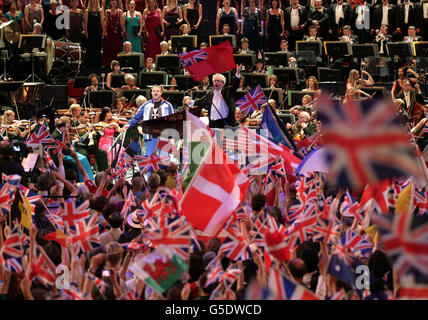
[129,246,187,294]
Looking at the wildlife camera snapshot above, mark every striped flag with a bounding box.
[235,85,267,117]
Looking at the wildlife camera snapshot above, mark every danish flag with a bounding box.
[181,141,250,237]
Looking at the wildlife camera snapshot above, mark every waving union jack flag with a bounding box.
[47,132,72,155]
[235,85,267,117]
[1,224,25,273]
[135,154,169,174]
[29,245,56,287]
[25,124,53,145]
[146,216,191,260]
[179,49,208,67]
[372,211,428,277]
[341,190,362,222]
[120,190,136,219]
[312,217,341,245]
[0,183,11,216]
[220,226,251,261]
[414,188,428,215]
[69,214,100,255]
[340,228,373,258]
[62,199,91,229]
[316,96,422,191]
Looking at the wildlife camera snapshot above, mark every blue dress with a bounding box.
[124,13,142,53]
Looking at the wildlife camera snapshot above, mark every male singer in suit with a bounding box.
[396,79,424,114]
[398,0,421,37]
[125,85,174,155]
[328,0,352,40]
[373,0,400,40]
[197,64,243,129]
[284,0,309,51]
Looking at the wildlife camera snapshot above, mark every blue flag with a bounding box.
[259,103,296,151]
[327,254,356,290]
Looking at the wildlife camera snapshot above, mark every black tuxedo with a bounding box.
[398,2,420,28]
[284,5,309,50]
[329,2,353,39]
[197,75,240,128]
[373,3,399,31]
[397,90,424,113]
[307,7,330,37]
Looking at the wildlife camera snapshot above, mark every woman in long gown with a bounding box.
[97,107,125,164]
[265,0,284,52]
[143,0,164,60]
[241,0,262,53]
[24,0,44,33]
[121,0,143,53]
[162,0,182,41]
[103,0,123,67]
[84,0,104,67]
[216,0,239,35]
[183,0,202,36]
[66,0,85,45]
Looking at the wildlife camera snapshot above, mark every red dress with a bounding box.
[103,9,123,68]
[145,9,162,60]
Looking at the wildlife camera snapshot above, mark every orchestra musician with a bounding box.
[303,25,323,41]
[346,69,374,92]
[118,73,139,98]
[85,74,100,94]
[73,110,109,172]
[69,104,82,127]
[340,24,358,43]
[374,25,392,56]
[396,79,424,115]
[403,25,423,42]
[97,107,126,163]
[106,60,125,92]
[0,110,30,141]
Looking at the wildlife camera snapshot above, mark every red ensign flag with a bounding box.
[179,41,236,81]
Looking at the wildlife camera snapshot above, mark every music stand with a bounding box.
[18,34,46,83]
[173,74,197,91]
[156,54,180,73]
[272,67,299,88]
[209,35,237,48]
[162,90,185,109]
[117,53,144,72]
[88,90,114,108]
[264,52,290,67]
[386,42,414,58]
[318,67,343,94]
[287,90,317,108]
[263,87,283,106]
[324,41,352,58]
[413,42,428,57]
[233,54,256,71]
[122,89,150,104]
[111,74,126,88]
[241,72,268,88]
[360,86,388,100]
[74,76,89,88]
[171,35,197,53]
[292,51,318,67]
[352,44,380,59]
[317,67,343,82]
[296,41,323,56]
[139,71,166,88]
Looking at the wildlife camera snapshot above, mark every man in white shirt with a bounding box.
[285,0,308,51]
[328,0,352,40]
[396,79,424,113]
[196,64,243,128]
[398,0,419,40]
[374,0,399,40]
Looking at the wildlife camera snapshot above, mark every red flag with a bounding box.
[179,41,236,81]
[180,142,249,237]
